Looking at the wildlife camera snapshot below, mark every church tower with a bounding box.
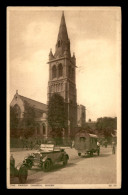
[47,11,77,137]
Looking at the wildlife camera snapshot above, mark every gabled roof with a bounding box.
[19,95,47,112]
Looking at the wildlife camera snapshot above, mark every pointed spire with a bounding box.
[57,11,68,41]
[54,11,71,58]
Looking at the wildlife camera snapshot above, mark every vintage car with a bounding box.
[10,155,28,184]
[74,130,100,157]
[22,144,69,172]
[10,144,69,184]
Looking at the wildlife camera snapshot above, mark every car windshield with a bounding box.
[39,144,54,152]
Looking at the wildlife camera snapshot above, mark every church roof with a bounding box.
[19,95,47,112]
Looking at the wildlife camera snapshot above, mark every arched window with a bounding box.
[61,83,63,90]
[57,84,59,92]
[36,124,40,135]
[42,124,46,135]
[52,65,57,79]
[54,85,55,92]
[58,83,60,91]
[13,104,21,118]
[52,85,54,92]
[58,63,63,77]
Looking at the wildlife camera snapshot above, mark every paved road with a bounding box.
[10,146,116,185]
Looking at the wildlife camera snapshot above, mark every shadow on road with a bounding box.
[80,153,112,158]
[98,153,113,157]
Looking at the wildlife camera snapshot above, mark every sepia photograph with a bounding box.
[7,6,121,189]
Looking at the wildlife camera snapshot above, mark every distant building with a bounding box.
[77,105,86,127]
[10,90,48,138]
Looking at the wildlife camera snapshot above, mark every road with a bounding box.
[10,146,117,185]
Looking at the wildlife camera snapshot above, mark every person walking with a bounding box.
[97,141,100,156]
[112,141,116,154]
[71,140,75,148]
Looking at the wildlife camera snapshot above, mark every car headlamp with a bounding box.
[42,156,47,162]
[16,163,22,171]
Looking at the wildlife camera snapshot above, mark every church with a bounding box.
[10,12,86,139]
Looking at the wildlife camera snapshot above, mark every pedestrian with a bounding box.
[104,140,107,148]
[97,141,100,148]
[25,139,28,150]
[112,141,116,154]
[97,141,100,155]
[71,140,75,148]
[30,140,33,150]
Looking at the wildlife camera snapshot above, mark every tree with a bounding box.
[80,123,95,134]
[21,101,36,138]
[47,93,67,141]
[96,117,117,140]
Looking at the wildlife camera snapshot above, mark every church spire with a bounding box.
[54,11,71,58]
[57,11,68,41]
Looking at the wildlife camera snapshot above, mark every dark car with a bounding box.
[10,154,28,184]
[23,144,69,172]
[10,144,69,184]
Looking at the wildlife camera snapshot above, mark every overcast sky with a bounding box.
[7,7,121,121]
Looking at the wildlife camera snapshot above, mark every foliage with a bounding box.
[78,123,95,134]
[47,93,67,139]
[96,117,117,138]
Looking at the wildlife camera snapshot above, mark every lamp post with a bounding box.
[68,120,70,137]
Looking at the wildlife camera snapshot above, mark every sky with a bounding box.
[7,7,121,121]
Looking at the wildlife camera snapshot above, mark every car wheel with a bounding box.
[78,153,81,156]
[63,156,68,166]
[19,166,28,184]
[43,160,51,172]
